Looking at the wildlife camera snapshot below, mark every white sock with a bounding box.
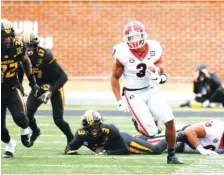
[20,128,29,135]
[5,139,16,153]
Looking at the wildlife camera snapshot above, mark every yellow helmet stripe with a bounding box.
[86,110,93,125]
[25,33,30,43]
[3,20,11,34]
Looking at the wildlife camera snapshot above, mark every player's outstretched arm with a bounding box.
[184,124,218,155]
[64,132,83,155]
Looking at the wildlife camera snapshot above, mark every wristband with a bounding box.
[159,74,167,84]
[196,145,205,153]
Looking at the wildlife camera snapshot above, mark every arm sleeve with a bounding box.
[106,125,129,155]
[106,135,129,155]
[49,61,68,93]
[65,131,83,151]
[210,74,222,88]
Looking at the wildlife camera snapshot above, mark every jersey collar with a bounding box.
[129,43,149,61]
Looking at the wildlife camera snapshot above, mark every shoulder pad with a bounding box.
[146,40,162,62]
[14,38,24,47]
[113,42,129,64]
[102,127,110,134]
[77,129,86,135]
[37,47,54,62]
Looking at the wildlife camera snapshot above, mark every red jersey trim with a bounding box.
[219,132,224,149]
[129,43,149,61]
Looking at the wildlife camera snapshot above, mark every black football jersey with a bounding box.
[1,38,26,91]
[29,47,58,85]
[66,124,129,155]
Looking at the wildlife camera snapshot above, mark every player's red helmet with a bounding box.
[82,110,104,138]
[123,21,147,49]
[1,19,15,49]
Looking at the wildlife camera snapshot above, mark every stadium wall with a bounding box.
[2,0,224,82]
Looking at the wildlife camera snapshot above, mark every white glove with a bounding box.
[197,145,219,155]
[146,65,162,84]
[117,99,130,112]
[38,91,52,104]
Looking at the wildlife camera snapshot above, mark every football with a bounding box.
[147,65,156,73]
[147,64,160,74]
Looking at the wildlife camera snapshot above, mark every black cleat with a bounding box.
[3,151,13,158]
[167,156,184,164]
[21,134,32,147]
[30,128,41,146]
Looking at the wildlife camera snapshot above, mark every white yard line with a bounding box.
[1,163,180,168]
[1,154,211,160]
[171,156,224,175]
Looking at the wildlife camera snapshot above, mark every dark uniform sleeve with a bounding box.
[65,130,84,151]
[209,73,222,89]
[44,49,68,93]
[105,125,129,155]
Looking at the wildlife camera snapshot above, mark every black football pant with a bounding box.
[1,88,29,143]
[26,88,74,143]
[121,132,167,154]
[209,87,224,106]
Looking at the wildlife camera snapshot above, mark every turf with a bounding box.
[1,116,224,175]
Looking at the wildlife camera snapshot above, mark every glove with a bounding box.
[31,84,40,97]
[146,65,162,84]
[95,149,107,155]
[117,99,130,112]
[64,149,79,155]
[197,145,219,155]
[146,65,167,84]
[38,91,52,104]
[201,149,219,156]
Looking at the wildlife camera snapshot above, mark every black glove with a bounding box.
[30,84,40,97]
[27,74,40,97]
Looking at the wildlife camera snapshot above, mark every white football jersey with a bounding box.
[184,120,224,153]
[113,40,162,89]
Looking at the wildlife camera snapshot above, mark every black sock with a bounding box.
[168,148,175,157]
[30,118,39,132]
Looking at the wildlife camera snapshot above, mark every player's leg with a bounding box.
[124,91,159,137]
[26,91,42,145]
[147,88,184,164]
[51,88,73,143]
[1,96,17,158]
[7,88,31,147]
[121,132,167,154]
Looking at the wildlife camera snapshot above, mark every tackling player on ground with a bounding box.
[111,21,183,164]
[20,32,74,146]
[1,19,39,158]
[65,110,173,155]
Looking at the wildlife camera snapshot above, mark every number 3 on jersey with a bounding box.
[136,63,147,77]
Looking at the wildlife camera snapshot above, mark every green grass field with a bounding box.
[1,115,224,175]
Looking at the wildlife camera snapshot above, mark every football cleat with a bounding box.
[3,151,14,158]
[21,134,32,148]
[30,128,41,147]
[167,156,184,164]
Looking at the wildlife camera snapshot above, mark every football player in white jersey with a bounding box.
[183,119,224,155]
[136,119,224,155]
[111,21,183,164]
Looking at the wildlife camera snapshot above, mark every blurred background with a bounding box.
[2,0,224,107]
